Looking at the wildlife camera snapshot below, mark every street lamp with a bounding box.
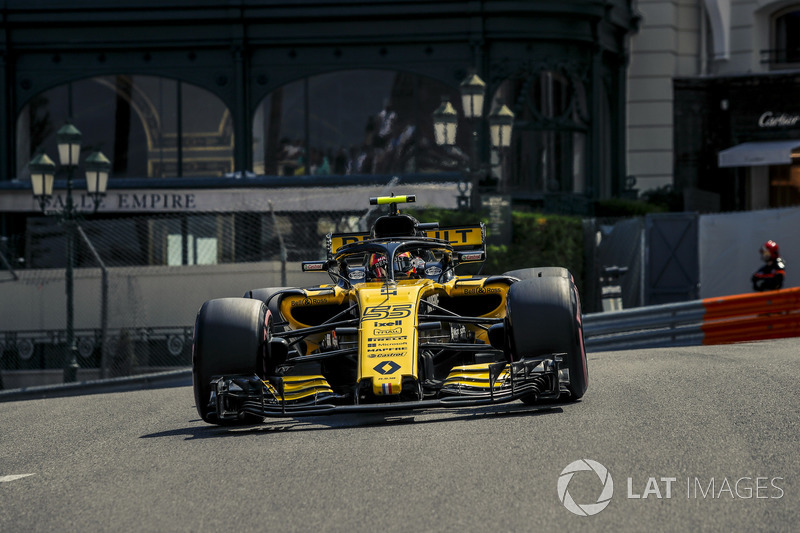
[459,73,486,119]
[489,103,515,149]
[432,97,458,147]
[29,153,56,211]
[433,72,514,209]
[28,122,110,383]
[85,150,111,203]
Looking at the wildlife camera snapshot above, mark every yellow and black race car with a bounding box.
[192,195,587,424]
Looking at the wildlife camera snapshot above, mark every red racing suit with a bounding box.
[751,258,786,292]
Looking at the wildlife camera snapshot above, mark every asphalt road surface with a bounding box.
[1,339,798,532]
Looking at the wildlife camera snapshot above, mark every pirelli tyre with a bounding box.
[505,271,588,401]
[192,297,269,425]
[503,267,569,281]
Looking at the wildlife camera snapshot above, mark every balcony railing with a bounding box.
[760,48,800,67]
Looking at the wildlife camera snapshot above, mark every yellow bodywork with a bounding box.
[442,363,511,391]
[276,260,509,398]
[264,375,335,402]
[281,216,508,396]
[329,225,484,254]
[356,281,430,396]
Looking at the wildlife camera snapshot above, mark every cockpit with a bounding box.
[338,242,451,284]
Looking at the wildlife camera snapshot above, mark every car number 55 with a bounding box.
[362,304,413,320]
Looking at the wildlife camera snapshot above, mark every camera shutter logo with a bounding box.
[557,459,614,516]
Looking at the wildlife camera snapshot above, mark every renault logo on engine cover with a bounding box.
[373,361,401,375]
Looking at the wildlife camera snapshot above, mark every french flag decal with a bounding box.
[382,383,393,395]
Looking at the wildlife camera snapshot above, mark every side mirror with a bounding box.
[487,323,507,352]
[301,260,334,272]
[268,338,290,366]
[456,250,485,263]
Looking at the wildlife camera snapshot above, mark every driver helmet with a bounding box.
[367,253,388,279]
[395,251,424,278]
[761,240,780,262]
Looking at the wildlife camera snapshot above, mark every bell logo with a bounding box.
[557,459,614,516]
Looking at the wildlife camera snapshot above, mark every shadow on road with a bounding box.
[141,401,570,440]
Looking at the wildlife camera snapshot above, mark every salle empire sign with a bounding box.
[38,191,198,213]
[8,188,269,214]
[4,183,467,213]
[8,188,280,213]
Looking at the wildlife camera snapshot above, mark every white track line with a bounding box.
[0,474,36,483]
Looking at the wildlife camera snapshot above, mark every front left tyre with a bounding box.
[192,297,269,425]
[504,270,588,401]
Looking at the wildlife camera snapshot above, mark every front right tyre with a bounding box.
[244,287,292,332]
[192,297,269,425]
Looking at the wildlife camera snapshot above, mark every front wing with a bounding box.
[207,355,563,420]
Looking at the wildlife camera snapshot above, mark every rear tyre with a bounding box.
[503,267,569,281]
[505,270,588,402]
[192,297,268,425]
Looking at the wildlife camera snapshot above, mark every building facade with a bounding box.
[628,0,800,211]
[0,1,639,268]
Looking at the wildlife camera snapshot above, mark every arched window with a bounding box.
[252,70,465,176]
[496,68,588,198]
[17,76,234,180]
[772,7,800,66]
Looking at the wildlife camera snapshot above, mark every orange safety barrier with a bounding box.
[701,287,800,345]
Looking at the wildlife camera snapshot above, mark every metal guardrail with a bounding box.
[2,289,798,398]
[0,326,194,380]
[0,326,192,355]
[584,287,800,352]
[583,301,706,351]
[0,368,191,402]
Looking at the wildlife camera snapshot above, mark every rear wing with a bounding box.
[327,223,486,256]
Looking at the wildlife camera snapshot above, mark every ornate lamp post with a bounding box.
[459,73,486,120]
[28,123,110,383]
[29,153,57,211]
[85,150,111,203]
[489,103,515,150]
[432,97,458,147]
[433,72,514,209]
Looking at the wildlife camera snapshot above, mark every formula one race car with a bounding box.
[192,194,588,424]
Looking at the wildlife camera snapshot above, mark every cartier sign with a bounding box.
[758,112,800,128]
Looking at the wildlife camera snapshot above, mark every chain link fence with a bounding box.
[2,206,667,390]
[2,183,652,388]
[0,183,478,386]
